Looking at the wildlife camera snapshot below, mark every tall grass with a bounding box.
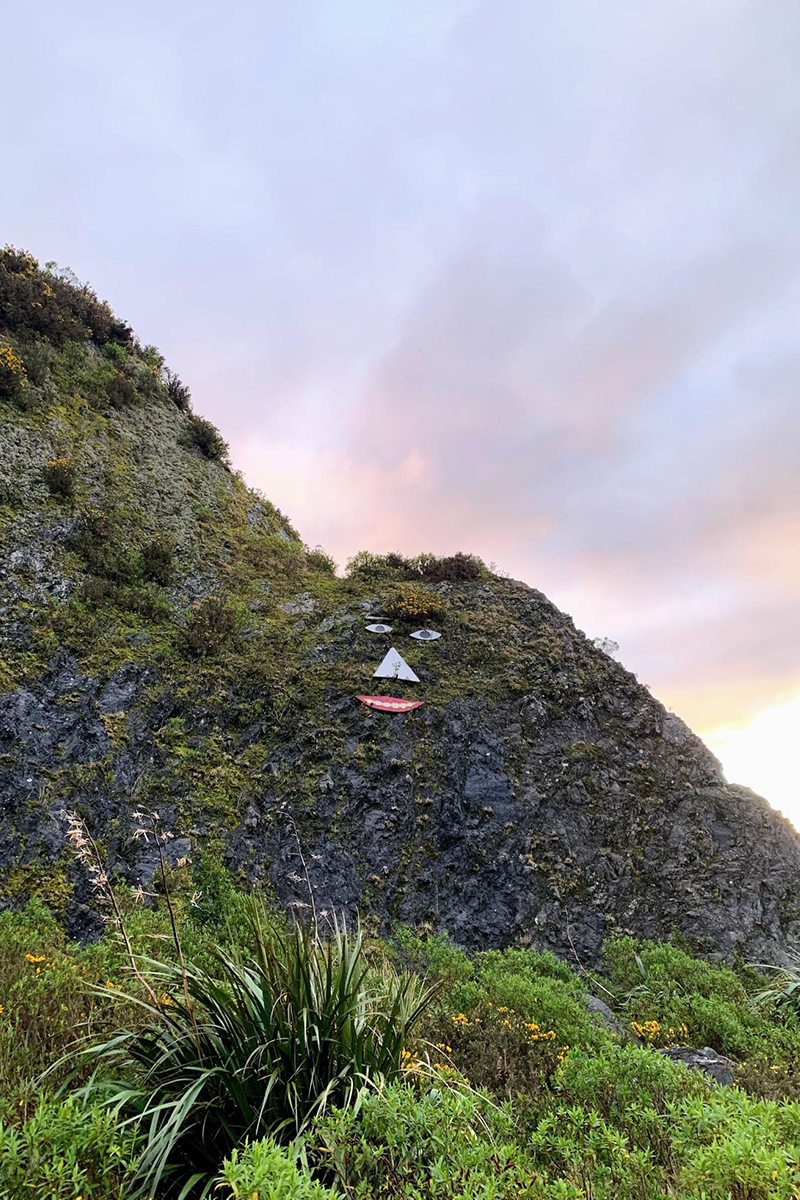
[79,904,436,1198]
[754,951,800,1020]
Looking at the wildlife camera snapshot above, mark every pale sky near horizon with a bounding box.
[2,1,799,826]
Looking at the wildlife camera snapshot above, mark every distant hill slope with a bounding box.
[1,245,799,963]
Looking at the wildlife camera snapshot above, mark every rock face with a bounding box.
[1,249,800,964]
[661,1046,737,1087]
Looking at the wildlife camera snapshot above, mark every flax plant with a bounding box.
[74,900,435,1198]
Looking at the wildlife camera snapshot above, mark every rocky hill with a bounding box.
[1,245,799,964]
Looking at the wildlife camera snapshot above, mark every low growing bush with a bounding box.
[0,344,27,402]
[385,583,447,625]
[165,367,192,412]
[216,1137,338,1199]
[603,937,800,1086]
[306,545,336,574]
[346,550,486,584]
[43,457,76,499]
[0,246,132,347]
[140,534,174,585]
[0,1097,140,1200]
[106,370,137,409]
[315,1084,561,1200]
[182,413,230,464]
[183,595,239,655]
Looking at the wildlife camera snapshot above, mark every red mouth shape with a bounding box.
[357,695,424,713]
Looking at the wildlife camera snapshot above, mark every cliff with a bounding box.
[2,245,798,963]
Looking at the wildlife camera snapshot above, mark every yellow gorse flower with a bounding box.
[0,345,26,379]
[630,1019,688,1045]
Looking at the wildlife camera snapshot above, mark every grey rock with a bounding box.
[661,1045,736,1087]
[585,994,627,1038]
[280,592,318,617]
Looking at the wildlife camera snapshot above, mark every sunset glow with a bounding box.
[703,692,800,831]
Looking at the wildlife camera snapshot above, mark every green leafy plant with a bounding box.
[216,1136,339,1199]
[0,344,26,402]
[182,413,230,464]
[0,246,132,347]
[305,546,336,574]
[385,583,446,625]
[754,950,800,1020]
[140,535,174,586]
[0,1097,141,1200]
[314,1084,555,1200]
[43,457,76,499]
[603,937,800,1084]
[165,368,192,412]
[183,595,239,656]
[106,371,137,409]
[346,551,486,583]
[80,900,436,1197]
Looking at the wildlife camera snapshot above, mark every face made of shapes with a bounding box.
[365,625,442,640]
[358,624,443,711]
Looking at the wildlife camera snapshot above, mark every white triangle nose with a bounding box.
[373,647,420,683]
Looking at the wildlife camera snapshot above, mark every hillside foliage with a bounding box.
[1,872,799,1199]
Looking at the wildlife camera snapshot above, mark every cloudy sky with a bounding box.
[3,0,799,822]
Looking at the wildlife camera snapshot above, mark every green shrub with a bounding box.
[346,550,487,583]
[189,851,252,931]
[603,937,800,1082]
[755,950,800,1021]
[390,929,474,992]
[306,546,336,574]
[165,367,192,412]
[0,1097,140,1200]
[69,510,151,590]
[314,1084,560,1200]
[69,513,175,593]
[80,576,171,620]
[672,1090,800,1198]
[43,457,76,498]
[0,900,137,1116]
[15,336,52,386]
[549,1041,707,1128]
[346,550,414,580]
[183,595,239,655]
[216,1137,339,1199]
[527,1048,800,1197]
[415,552,485,582]
[69,508,117,573]
[0,344,26,402]
[422,945,612,1098]
[0,246,132,347]
[106,371,137,409]
[182,413,230,463]
[385,583,446,625]
[82,909,435,1197]
[140,534,174,585]
[103,341,127,363]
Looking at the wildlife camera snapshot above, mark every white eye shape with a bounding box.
[410,628,441,641]
[366,623,393,633]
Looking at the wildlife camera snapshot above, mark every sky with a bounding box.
[2,0,799,825]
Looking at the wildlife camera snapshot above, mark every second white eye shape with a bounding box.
[410,629,441,641]
[366,623,393,633]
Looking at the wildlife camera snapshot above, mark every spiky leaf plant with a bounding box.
[754,951,800,1021]
[78,903,436,1199]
